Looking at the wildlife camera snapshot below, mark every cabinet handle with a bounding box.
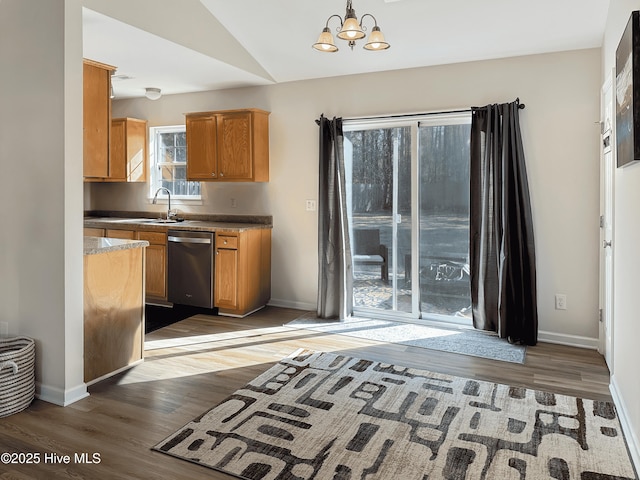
[220,172,224,177]
[224,240,228,244]
[216,250,219,255]
[211,172,216,177]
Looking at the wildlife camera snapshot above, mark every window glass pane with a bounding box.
[175,146,186,163]
[160,132,175,148]
[158,165,201,197]
[160,146,175,163]
[419,120,471,318]
[151,127,201,199]
[345,126,412,313]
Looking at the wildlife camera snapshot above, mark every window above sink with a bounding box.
[149,125,202,203]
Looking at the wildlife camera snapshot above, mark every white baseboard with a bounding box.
[268,298,315,311]
[610,374,640,475]
[36,382,89,406]
[537,330,599,349]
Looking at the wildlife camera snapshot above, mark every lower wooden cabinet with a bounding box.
[215,237,239,310]
[85,227,167,302]
[214,229,271,317]
[84,223,271,313]
[105,229,135,239]
[84,227,105,237]
[84,246,144,383]
[137,231,167,301]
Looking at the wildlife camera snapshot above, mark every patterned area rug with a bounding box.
[153,351,638,480]
[285,313,526,364]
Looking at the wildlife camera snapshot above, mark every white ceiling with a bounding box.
[82,0,611,100]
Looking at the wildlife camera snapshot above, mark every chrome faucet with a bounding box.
[152,187,173,220]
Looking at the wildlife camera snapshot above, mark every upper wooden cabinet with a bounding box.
[110,118,148,182]
[83,59,115,179]
[186,109,269,182]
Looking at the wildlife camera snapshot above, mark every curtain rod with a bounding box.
[338,99,525,123]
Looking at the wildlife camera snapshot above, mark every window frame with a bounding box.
[148,125,202,204]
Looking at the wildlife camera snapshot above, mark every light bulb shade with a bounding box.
[364,26,390,51]
[313,27,338,52]
[145,87,162,100]
[337,16,365,40]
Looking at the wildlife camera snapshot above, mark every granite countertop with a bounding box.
[84,211,273,233]
[84,236,149,255]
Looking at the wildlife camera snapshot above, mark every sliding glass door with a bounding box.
[344,113,471,324]
[418,114,471,323]
[344,123,414,316]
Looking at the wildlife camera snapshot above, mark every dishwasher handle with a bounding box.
[168,235,212,244]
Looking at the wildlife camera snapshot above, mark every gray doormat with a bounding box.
[285,313,526,364]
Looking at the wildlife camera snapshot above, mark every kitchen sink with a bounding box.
[137,218,179,224]
[93,217,188,225]
[101,218,140,223]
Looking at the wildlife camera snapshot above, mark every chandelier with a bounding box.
[312,0,390,52]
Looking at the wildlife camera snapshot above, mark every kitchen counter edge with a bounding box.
[84,217,273,233]
[84,236,149,255]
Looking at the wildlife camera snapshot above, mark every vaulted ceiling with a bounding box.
[82,0,610,99]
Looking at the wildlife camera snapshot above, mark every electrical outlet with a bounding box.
[0,322,8,337]
[305,199,317,212]
[555,294,567,310]
[230,198,237,208]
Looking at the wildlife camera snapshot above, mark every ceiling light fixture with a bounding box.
[144,87,162,100]
[313,0,390,53]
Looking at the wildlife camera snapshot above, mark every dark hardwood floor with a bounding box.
[0,306,611,479]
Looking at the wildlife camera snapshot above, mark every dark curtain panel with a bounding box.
[469,100,538,345]
[316,115,353,319]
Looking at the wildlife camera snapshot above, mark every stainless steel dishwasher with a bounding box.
[167,230,215,308]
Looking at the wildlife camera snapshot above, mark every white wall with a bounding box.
[0,0,86,405]
[91,48,602,343]
[604,0,640,469]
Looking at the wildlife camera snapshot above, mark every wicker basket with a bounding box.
[0,337,35,417]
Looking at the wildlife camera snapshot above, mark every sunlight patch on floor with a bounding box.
[143,325,293,351]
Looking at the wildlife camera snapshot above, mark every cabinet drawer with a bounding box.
[106,229,136,240]
[137,231,166,245]
[84,227,105,237]
[216,234,238,249]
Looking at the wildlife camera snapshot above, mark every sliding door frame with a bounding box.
[344,112,471,326]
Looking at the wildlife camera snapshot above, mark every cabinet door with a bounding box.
[186,115,218,179]
[109,118,127,181]
[108,118,147,182]
[217,111,253,180]
[215,248,238,309]
[83,62,112,178]
[145,244,167,299]
[137,231,167,300]
[126,119,147,182]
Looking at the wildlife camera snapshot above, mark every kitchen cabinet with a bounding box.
[109,118,148,182]
[86,227,167,301]
[215,234,239,310]
[186,109,269,182]
[84,238,146,384]
[84,227,105,237]
[214,229,271,317]
[83,59,115,180]
[105,229,136,240]
[137,231,167,301]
